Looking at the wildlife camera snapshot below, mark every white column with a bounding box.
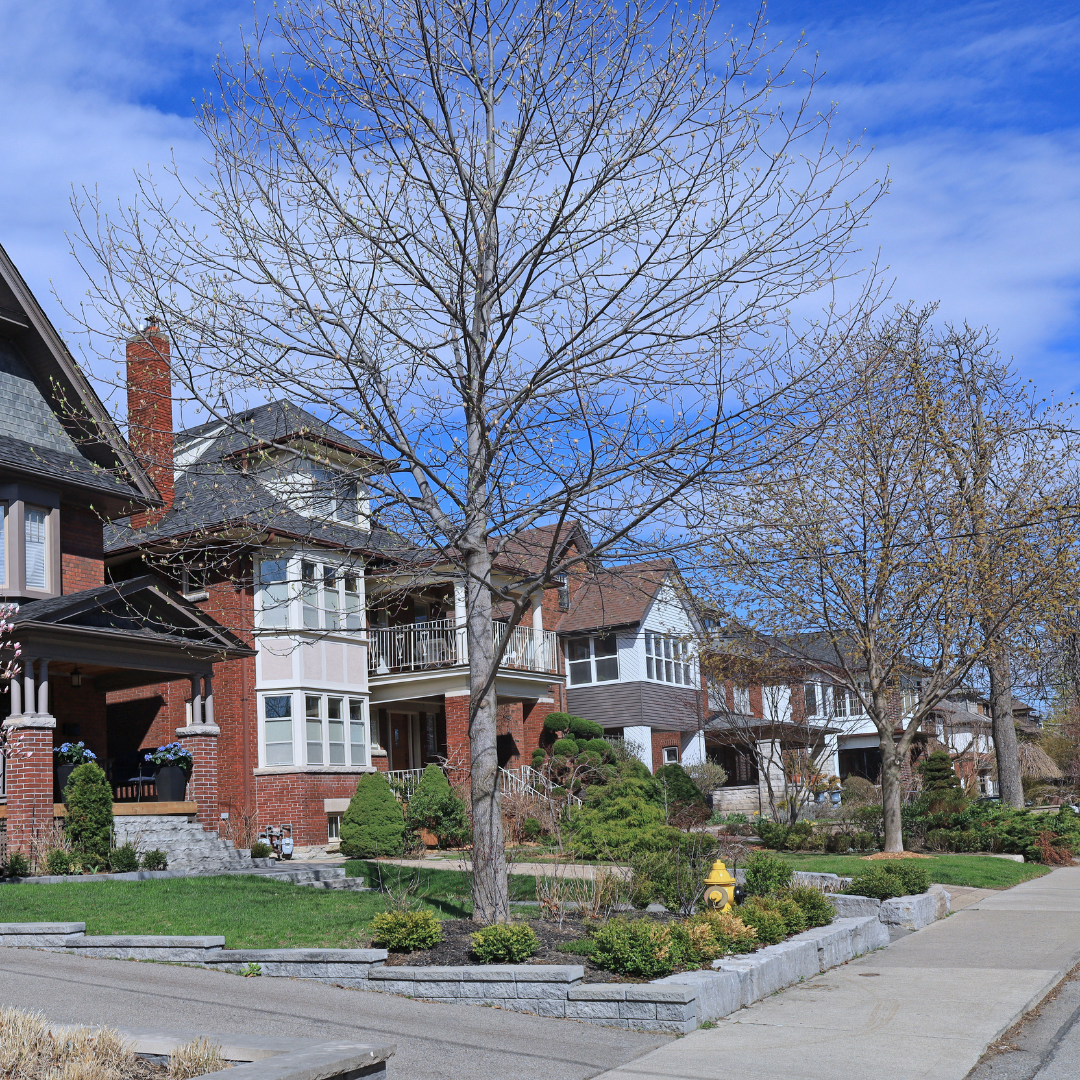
[9,669,22,716]
[531,594,543,631]
[35,659,49,716]
[22,659,35,718]
[189,674,202,726]
[202,673,215,727]
[454,581,468,664]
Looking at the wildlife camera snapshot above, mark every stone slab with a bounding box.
[879,892,937,930]
[653,970,742,1022]
[828,893,882,918]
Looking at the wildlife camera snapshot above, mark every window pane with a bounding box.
[264,695,292,718]
[646,655,654,680]
[663,637,672,659]
[328,815,341,840]
[24,507,46,590]
[312,465,335,517]
[594,633,617,658]
[324,586,341,630]
[306,695,321,717]
[349,699,367,765]
[265,740,293,766]
[567,638,591,662]
[260,559,290,627]
[328,718,346,764]
[804,683,818,716]
[594,656,619,682]
[263,694,293,765]
[307,720,324,763]
[569,659,593,685]
[645,631,654,656]
[265,719,293,744]
[301,561,319,628]
[665,660,674,682]
[337,481,358,523]
[344,581,362,631]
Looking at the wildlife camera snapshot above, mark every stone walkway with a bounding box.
[593,866,1080,1080]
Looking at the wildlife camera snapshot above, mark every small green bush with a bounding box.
[406,764,471,848]
[582,738,613,760]
[680,910,758,959]
[843,861,929,900]
[556,938,598,956]
[590,918,678,978]
[250,840,273,858]
[782,886,835,928]
[521,818,543,841]
[743,850,793,897]
[340,773,406,858]
[551,738,579,757]
[567,715,604,739]
[141,849,168,871]
[654,764,706,807]
[44,849,73,876]
[470,923,539,963]
[735,899,788,945]
[110,843,140,873]
[64,762,114,863]
[568,779,680,858]
[5,851,31,878]
[531,748,547,769]
[370,910,443,951]
[828,834,852,854]
[755,821,790,849]
[775,897,809,935]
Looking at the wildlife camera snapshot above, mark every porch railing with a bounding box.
[384,764,581,806]
[368,619,559,676]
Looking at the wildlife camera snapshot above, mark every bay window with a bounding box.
[567,633,619,685]
[263,691,369,767]
[645,632,693,685]
[257,555,364,633]
[263,695,294,765]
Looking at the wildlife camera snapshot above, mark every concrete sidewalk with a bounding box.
[595,866,1080,1080]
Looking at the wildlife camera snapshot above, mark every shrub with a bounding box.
[4,851,31,878]
[521,817,543,841]
[340,773,406,858]
[370,910,443,951]
[654,764,706,807]
[44,849,73,876]
[110,843,140,873]
[755,821,790,849]
[406,764,471,848]
[734,899,788,945]
[591,918,677,978]
[568,779,680,858]
[786,822,815,850]
[743,850,793,897]
[249,840,272,858]
[556,938,598,956]
[919,750,962,791]
[782,886,835,928]
[582,738,613,761]
[551,738,579,757]
[841,776,879,805]
[470,923,539,963]
[567,715,604,739]
[141,849,168,871]
[629,832,724,915]
[828,833,852,854]
[64,762,114,863]
[843,862,929,900]
[543,711,576,733]
[775,897,809,935]
[531,748,547,769]
[682,909,758,958]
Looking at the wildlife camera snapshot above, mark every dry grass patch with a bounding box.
[0,1009,228,1080]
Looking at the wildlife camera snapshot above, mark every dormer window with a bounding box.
[310,463,359,523]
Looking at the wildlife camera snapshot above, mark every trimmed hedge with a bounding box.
[340,772,406,858]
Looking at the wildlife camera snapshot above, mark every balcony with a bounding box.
[368,618,559,676]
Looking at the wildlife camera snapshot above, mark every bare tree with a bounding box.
[68,0,882,919]
[693,307,1077,851]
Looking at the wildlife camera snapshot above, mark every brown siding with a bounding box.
[566,680,701,731]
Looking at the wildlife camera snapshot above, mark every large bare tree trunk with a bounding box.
[988,650,1023,808]
[880,740,905,852]
[464,546,509,923]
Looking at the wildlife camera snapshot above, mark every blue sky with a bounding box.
[0,0,1077,396]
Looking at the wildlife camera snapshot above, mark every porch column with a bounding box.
[2,714,57,858]
[444,692,471,780]
[9,667,22,716]
[453,581,468,664]
[36,659,50,717]
[202,674,215,727]
[22,659,36,717]
[189,674,203,726]
[176,717,220,833]
[531,594,543,631]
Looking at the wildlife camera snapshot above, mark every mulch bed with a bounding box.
[380,916,651,982]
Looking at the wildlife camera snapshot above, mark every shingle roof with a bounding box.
[0,433,140,500]
[556,559,677,634]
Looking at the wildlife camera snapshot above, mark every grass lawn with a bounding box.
[775,852,1050,889]
[345,860,539,901]
[0,863,540,949]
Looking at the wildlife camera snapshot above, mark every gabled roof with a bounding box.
[14,575,252,657]
[0,241,158,511]
[556,558,680,634]
[489,522,591,576]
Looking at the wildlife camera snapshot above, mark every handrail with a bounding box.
[368,620,559,675]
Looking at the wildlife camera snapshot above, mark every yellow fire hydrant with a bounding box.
[703,859,738,912]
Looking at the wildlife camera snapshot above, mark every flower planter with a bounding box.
[154,765,189,802]
[56,764,76,799]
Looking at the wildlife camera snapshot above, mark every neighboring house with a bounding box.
[0,243,249,857]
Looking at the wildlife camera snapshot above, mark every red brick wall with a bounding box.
[3,725,55,855]
[445,694,470,778]
[178,728,219,830]
[126,326,174,525]
[652,729,681,771]
[496,701,524,765]
[51,679,107,781]
[60,505,105,594]
[254,771,366,848]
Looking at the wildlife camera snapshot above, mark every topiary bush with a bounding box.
[110,842,140,873]
[470,923,539,963]
[542,711,576,734]
[551,738,579,757]
[843,861,929,900]
[64,762,114,863]
[743,850,793,897]
[590,917,678,978]
[340,773,406,858]
[405,764,471,848]
[141,849,168,871]
[567,715,603,739]
[370,910,443,951]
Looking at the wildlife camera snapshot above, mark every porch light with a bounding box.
[70,668,82,688]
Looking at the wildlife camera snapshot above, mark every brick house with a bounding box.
[0,242,250,856]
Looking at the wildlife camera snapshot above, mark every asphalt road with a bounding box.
[0,946,665,1080]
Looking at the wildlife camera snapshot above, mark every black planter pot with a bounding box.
[154,765,189,802]
[56,764,76,800]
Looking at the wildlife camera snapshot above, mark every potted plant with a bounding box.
[54,742,97,799]
[144,742,194,802]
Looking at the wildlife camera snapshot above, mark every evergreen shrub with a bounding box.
[743,850,793,896]
[44,849,73,876]
[250,841,272,858]
[64,762,114,863]
[732,899,788,945]
[141,849,168,871]
[4,851,30,878]
[654,764,706,806]
[568,778,680,858]
[470,923,539,963]
[551,738,578,757]
[590,918,678,978]
[340,773,406,857]
[405,764,471,848]
[567,715,603,739]
[110,842,140,873]
[843,861,929,900]
[370,910,442,951]
[782,885,835,927]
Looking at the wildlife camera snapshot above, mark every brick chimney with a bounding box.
[126,320,174,527]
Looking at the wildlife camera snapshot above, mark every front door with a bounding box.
[389,712,413,770]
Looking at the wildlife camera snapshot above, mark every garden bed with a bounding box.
[774,852,1051,889]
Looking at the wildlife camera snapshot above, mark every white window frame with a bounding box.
[257,555,364,633]
[645,631,694,686]
[261,690,370,767]
[662,745,679,764]
[262,693,295,766]
[328,814,342,841]
[567,633,619,686]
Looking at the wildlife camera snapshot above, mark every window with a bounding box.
[24,507,46,590]
[323,566,341,630]
[328,814,342,841]
[327,697,346,764]
[567,633,619,685]
[804,682,826,718]
[182,565,209,599]
[310,464,359,523]
[263,695,294,765]
[259,559,290,628]
[306,695,324,764]
[645,632,693,684]
[663,745,679,764]
[834,687,865,718]
[733,684,751,713]
[349,698,368,765]
[302,561,319,629]
[344,575,362,630]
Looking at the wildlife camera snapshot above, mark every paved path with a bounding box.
[0,947,662,1080]
[594,867,1080,1080]
[380,857,625,880]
